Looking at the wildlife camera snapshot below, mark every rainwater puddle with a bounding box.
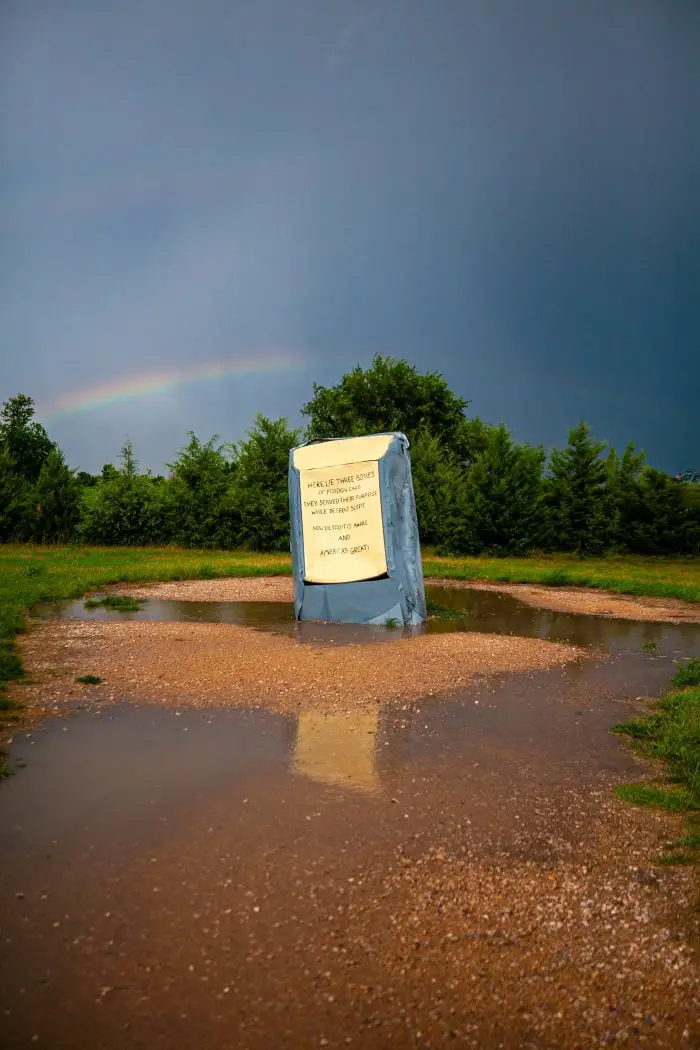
[31,584,700,655]
[0,651,688,840]
[32,596,296,628]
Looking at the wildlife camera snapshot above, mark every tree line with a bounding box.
[1,357,698,555]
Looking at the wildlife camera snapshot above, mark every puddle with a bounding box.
[31,585,700,655]
[0,651,682,841]
[31,596,297,628]
[425,584,700,655]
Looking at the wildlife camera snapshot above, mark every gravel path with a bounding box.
[115,575,294,602]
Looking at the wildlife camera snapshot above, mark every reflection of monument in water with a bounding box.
[292,710,380,793]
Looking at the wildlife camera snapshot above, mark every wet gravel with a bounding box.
[2,715,697,1050]
[16,618,582,714]
[116,575,295,603]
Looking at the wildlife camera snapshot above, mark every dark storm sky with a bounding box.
[1,0,698,473]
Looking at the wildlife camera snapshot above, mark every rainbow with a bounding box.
[39,354,306,421]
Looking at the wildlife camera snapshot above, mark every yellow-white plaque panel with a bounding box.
[300,459,386,583]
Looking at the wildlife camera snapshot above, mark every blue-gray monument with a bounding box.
[288,432,426,625]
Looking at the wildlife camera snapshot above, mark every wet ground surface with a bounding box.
[31,584,700,652]
[2,587,700,1048]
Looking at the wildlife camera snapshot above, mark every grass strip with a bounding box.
[423,553,700,604]
[613,659,700,864]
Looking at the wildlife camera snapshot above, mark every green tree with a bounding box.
[0,394,54,480]
[546,422,610,554]
[632,469,700,555]
[232,414,299,551]
[0,447,33,541]
[464,425,546,555]
[33,448,81,542]
[605,443,646,551]
[302,355,489,464]
[410,428,470,549]
[79,439,170,545]
[167,433,239,548]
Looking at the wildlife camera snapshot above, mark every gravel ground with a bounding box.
[114,575,295,602]
[16,619,582,714]
[358,839,700,1047]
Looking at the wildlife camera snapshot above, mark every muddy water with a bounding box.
[2,590,700,1048]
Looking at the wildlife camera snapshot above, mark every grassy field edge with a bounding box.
[423,553,700,604]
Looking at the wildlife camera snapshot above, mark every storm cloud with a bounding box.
[1,0,698,472]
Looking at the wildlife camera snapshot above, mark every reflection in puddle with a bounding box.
[31,586,700,656]
[293,710,379,792]
[1,649,692,832]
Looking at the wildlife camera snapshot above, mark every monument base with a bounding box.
[296,577,423,626]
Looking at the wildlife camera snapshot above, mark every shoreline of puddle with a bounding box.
[30,583,700,655]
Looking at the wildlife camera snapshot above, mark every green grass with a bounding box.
[613,659,700,863]
[670,658,700,689]
[642,641,657,651]
[659,851,695,866]
[75,674,103,685]
[666,831,700,849]
[0,544,291,695]
[612,678,700,808]
[613,783,695,811]
[423,552,700,604]
[0,695,24,722]
[658,828,700,867]
[84,595,145,611]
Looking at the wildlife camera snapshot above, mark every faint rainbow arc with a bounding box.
[39,355,306,421]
